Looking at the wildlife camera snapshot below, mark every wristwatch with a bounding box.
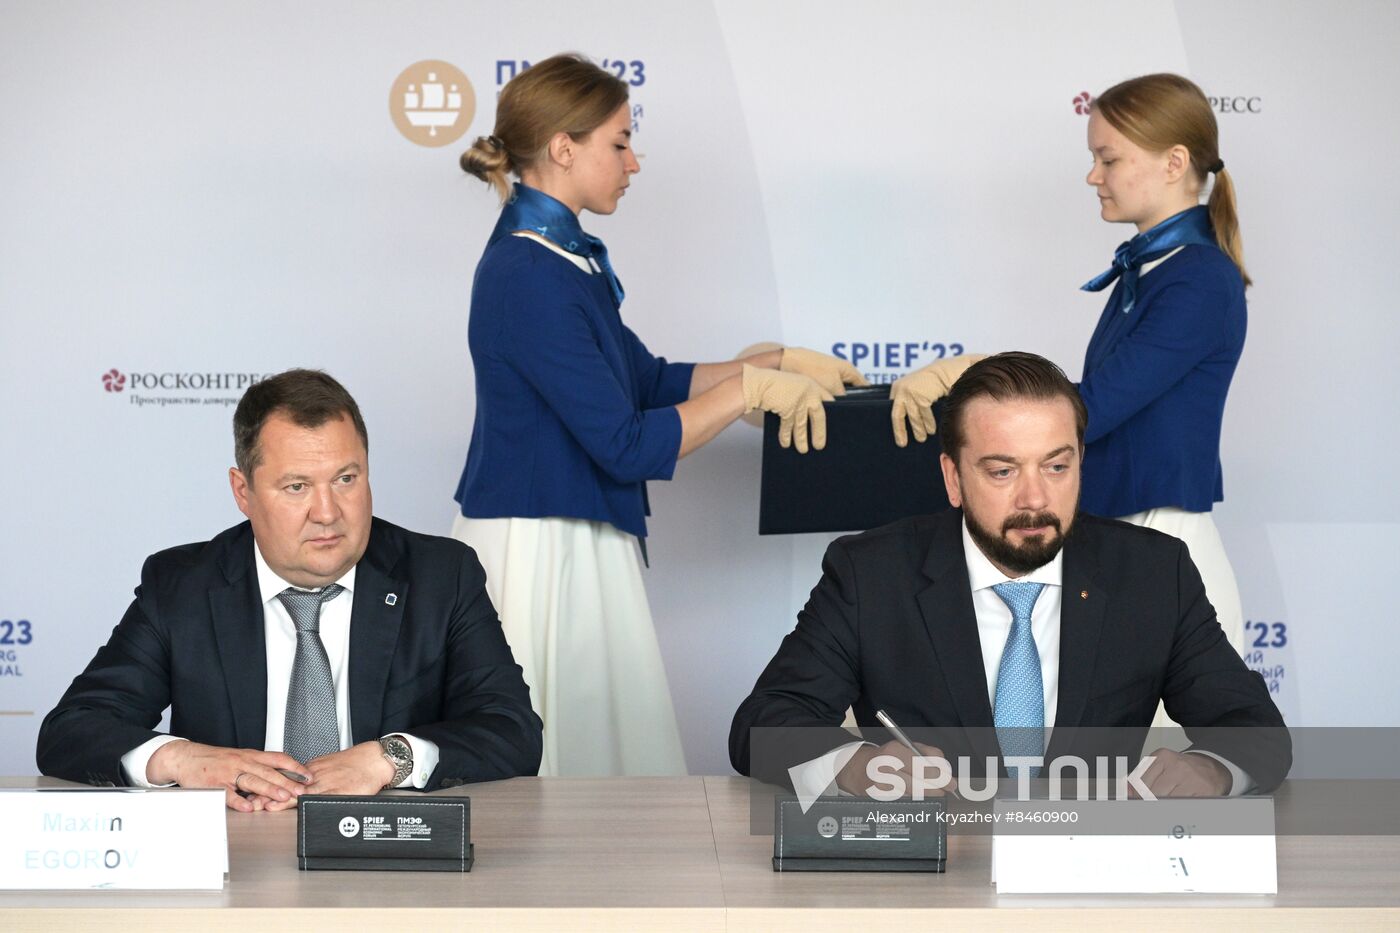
[379,734,414,788]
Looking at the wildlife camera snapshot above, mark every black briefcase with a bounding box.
[759,385,951,535]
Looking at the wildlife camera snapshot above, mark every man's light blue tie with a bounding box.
[279,584,344,764]
[992,581,1047,779]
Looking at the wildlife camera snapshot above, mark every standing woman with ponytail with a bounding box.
[892,73,1249,654]
[452,54,863,776]
[1074,73,1249,655]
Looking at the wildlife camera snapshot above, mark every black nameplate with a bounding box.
[773,796,946,872]
[297,795,472,872]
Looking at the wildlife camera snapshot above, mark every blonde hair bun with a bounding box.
[459,53,629,204]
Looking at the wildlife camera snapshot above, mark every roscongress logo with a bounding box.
[100,369,275,409]
[389,60,475,147]
[1073,88,1260,116]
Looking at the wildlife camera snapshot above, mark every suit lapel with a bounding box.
[1050,523,1108,740]
[210,528,268,749]
[348,521,407,745]
[915,514,1003,766]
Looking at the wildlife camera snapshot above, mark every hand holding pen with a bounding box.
[834,709,960,798]
[875,709,960,799]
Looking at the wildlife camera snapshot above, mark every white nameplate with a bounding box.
[992,798,1276,894]
[0,788,227,890]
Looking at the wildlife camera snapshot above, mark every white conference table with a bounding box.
[2,775,1397,931]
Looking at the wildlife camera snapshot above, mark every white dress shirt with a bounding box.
[790,517,1249,799]
[120,544,438,789]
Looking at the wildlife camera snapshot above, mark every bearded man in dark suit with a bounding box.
[730,352,1288,798]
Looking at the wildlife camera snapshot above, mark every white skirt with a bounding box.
[450,513,688,777]
[1117,507,1245,730]
[1116,507,1244,655]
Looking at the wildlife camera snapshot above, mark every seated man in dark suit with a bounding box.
[730,352,1288,798]
[38,369,542,811]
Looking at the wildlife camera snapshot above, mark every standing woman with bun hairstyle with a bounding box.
[891,73,1248,655]
[453,54,865,776]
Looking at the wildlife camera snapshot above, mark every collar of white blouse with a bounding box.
[512,230,602,274]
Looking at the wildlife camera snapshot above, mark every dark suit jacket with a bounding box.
[37,518,543,789]
[729,510,1290,791]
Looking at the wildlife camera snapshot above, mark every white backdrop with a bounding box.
[3,0,1396,776]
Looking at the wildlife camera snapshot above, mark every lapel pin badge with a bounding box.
[385,593,398,606]
[1080,590,1088,600]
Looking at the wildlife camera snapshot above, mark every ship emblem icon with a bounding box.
[390,60,475,148]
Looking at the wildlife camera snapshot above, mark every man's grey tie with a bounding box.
[278,584,344,763]
[991,581,1047,779]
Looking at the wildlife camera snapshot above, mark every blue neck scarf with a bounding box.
[489,182,625,307]
[1081,206,1218,314]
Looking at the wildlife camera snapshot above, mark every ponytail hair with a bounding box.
[459,53,630,204]
[1206,166,1249,287]
[1094,73,1252,287]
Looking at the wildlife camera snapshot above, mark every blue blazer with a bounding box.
[455,235,695,539]
[1078,245,1247,517]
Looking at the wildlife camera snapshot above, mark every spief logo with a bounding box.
[102,368,127,392]
[389,60,475,147]
[1073,91,1094,115]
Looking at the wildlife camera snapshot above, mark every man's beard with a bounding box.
[965,504,1074,576]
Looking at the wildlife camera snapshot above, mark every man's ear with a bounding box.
[940,453,962,508]
[229,467,253,518]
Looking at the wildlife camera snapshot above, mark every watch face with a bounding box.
[382,736,413,786]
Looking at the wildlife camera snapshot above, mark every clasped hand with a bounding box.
[148,739,395,812]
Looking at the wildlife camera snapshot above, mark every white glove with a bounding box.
[779,347,870,396]
[742,365,834,453]
[889,354,986,447]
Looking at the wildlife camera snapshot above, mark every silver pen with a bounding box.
[875,709,960,799]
